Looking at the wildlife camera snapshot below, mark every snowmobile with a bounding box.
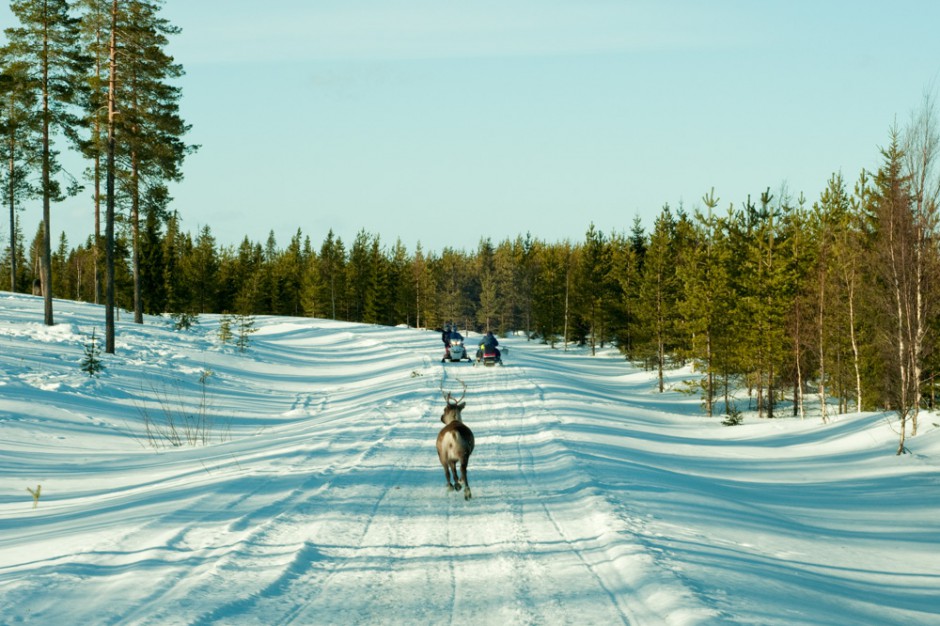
[475,344,502,367]
[442,336,471,363]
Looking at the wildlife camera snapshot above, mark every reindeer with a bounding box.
[437,380,475,500]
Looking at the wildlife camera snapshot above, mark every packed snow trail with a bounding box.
[0,307,711,625]
[2,295,939,625]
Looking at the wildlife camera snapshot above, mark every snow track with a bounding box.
[3,299,939,625]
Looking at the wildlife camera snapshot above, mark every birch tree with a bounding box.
[901,91,940,437]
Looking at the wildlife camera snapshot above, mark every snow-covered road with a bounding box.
[1,295,938,624]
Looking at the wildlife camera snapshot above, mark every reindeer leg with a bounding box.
[443,464,455,491]
[449,460,462,491]
[460,457,471,500]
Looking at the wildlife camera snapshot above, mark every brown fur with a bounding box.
[436,401,475,499]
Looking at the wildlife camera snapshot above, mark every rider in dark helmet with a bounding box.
[441,323,452,361]
[477,330,501,364]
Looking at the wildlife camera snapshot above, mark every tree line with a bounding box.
[3,5,939,452]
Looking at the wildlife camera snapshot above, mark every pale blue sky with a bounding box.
[4,1,940,251]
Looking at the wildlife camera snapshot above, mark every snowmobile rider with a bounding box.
[441,323,452,361]
[442,323,464,362]
[477,331,501,363]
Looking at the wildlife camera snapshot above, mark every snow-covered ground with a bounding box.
[1,293,938,625]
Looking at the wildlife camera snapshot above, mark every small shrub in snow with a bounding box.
[80,329,105,377]
[722,404,743,426]
[137,370,226,448]
[218,314,235,345]
[170,312,199,331]
[235,314,257,353]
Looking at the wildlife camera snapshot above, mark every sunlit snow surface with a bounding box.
[1,293,938,625]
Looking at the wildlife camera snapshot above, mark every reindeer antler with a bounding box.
[440,378,467,406]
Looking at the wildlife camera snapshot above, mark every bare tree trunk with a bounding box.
[904,91,940,436]
[93,24,103,305]
[7,131,15,293]
[563,265,570,352]
[40,23,53,326]
[706,331,714,417]
[415,274,420,329]
[94,150,101,304]
[847,276,863,413]
[105,1,117,354]
[888,218,912,453]
[817,277,826,422]
[794,322,803,419]
[132,148,142,323]
[657,328,665,393]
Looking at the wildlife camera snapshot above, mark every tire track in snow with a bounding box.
[240,397,450,625]
[464,364,632,624]
[465,359,714,625]
[184,412,415,626]
[519,356,718,625]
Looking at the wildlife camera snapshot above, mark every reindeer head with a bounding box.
[440,379,467,424]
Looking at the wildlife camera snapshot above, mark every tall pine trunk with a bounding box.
[7,130,15,292]
[40,21,53,326]
[105,0,117,353]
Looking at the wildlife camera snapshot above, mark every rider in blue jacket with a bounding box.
[477,331,501,363]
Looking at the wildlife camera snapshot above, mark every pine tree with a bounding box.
[52,230,69,296]
[138,184,169,314]
[232,237,263,315]
[435,247,472,330]
[637,206,681,391]
[5,0,87,325]
[678,190,734,415]
[608,231,640,359]
[491,239,516,333]
[75,0,112,304]
[532,241,570,348]
[731,189,792,417]
[346,229,370,322]
[319,229,346,320]
[386,238,411,325]
[576,223,612,355]
[111,0,193,324]
[186,225,218,314]
[411,242,435,329]
[780,192,815,419]
[364,234,388,324]
[0,52,40,293]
